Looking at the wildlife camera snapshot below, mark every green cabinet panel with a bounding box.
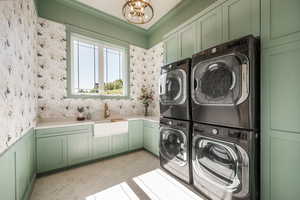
[67,132,92,165]
[92,136,112,159]
[112,134,129,154]
[128,120,144,150]
[164,32,178,64]
[262,0,300,48]
[36,136,67,173]
[261,41,300,200]
[143,121,159,156]
[222,0,260,41]
[265,42,300,133]
[143,127,153,152]
[178,23,196,59]
[196,7,222,51]
[269,133,300,200]
[0,149,16,200]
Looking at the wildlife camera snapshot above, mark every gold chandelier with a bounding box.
[122,0,154,24]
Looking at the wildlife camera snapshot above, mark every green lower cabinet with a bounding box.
[128,120,144,150]
[143,121,160,156]
[92,136,112,159]
[67,132,92,165]
[36,135,67,173]
[0,149,16,200]
[112,134,129,154]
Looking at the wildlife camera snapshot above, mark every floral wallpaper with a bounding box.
[37,18,164,120]
[0,0,38,154]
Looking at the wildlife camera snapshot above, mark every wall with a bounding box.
[36,18,163,121]
[37,0,148,49]
[0,0,38,154]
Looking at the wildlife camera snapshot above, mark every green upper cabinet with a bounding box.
[67,132,92,166]
[222,0,260,41]
[0,149,16,200]
[196,7,223,51]
[178,23,196,59]
[36,135,68,173]
[261,0,300,48]
[164,32,179,64]
[128,120,144,151]
[261,40,300,200]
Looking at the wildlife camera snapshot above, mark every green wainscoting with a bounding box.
[0,128,36,200]
[163,0,260,64]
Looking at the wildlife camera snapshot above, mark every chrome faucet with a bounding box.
[104,103,110,119]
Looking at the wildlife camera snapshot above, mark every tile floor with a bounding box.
[30,150,204,200]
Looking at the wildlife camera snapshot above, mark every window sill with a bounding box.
[65,94,131,100]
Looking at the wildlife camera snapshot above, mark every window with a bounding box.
[70,33,128,97]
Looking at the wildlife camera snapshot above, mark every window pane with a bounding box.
[103,47,123,95]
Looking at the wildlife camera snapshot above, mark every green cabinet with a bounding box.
[222,0,260,41]
[0,149,16,200]
[261,0,300,48]
[143,121,159,156]
[128,120,144,150]
[92,136,112,159]
[164,32,178,64]
[36,135,67,173]
[112,134,129,154]
[178,23,196,59]
[67,132,92,165]
[261,41,300,200]
[196,7,222,51]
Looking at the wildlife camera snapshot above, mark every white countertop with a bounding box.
[35,115,160,130]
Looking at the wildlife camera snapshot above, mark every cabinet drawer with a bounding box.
[36,125,92,138]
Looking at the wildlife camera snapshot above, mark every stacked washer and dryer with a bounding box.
[159,35,260,200]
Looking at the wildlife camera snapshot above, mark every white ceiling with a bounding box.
[77,0,183,29]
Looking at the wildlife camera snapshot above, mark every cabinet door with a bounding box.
[164,32,178,64]
[128,120,144,150]
[67,133,92,165]
[222,0,260,41]
[152,126,160,156]
[178,23,196,59]
[0,149,15,200]
[261,0,300,48]
[143,127,153,152]
[92,136,112,159]
[112,134,129,154]
[37,136,67,173]
[197,7,222,51]
[261,41,300,200]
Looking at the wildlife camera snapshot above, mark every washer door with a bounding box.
[192,53,249,106]
[160,127,187,166]
[193,136,249,197]
[160,69,187,105]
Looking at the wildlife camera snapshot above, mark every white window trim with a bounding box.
[70,32,128,97]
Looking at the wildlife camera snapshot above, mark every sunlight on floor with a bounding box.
[85,182,139,200]
[134,169,203,200]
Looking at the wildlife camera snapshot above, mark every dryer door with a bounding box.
[160,127,187,166]
[192,53,249,106]
[193,136,249,198]
[160,69,187,105]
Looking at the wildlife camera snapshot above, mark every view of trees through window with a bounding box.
[72,34,126,96]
